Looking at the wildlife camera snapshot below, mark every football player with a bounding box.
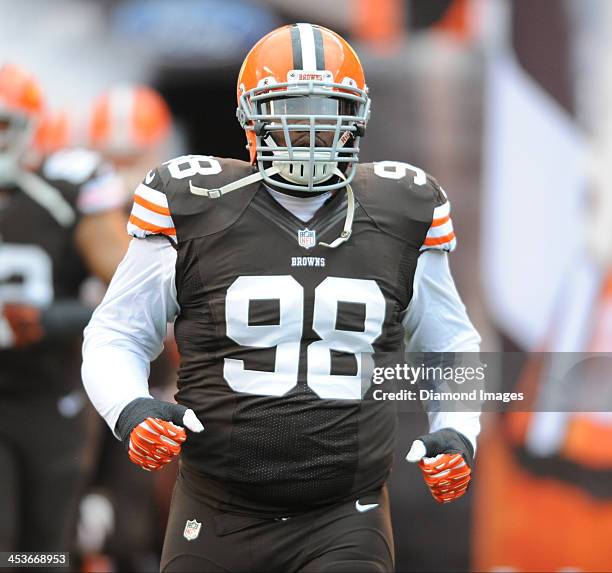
[82,24,481,572]
[0,63,129,552]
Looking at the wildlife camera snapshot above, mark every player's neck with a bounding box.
[265,184,331,199]
[265,185,333,223]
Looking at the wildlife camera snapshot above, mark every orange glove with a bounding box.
[115,398,204,472]
[1,303,45,347]
[406,428,474,503]
[128,418,187,471]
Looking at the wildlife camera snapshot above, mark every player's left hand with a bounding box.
[406,428,474,503]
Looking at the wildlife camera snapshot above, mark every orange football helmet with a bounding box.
[0,63,44,184]
[237,23,370,192]
[89,84,171,157]
[32,109,71,158]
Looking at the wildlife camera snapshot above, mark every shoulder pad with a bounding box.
[352,162,453,250]
[38,147,124,216]
[128,155,258,243]
[41,148,104,186]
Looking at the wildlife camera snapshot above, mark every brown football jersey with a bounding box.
[128,155,454,512]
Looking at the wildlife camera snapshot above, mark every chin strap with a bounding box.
[189,166,280,198]
[188,165,356,249]
[319,169,355,249]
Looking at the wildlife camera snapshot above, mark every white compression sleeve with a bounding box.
[81,236,179,435]
[402,250,482,452]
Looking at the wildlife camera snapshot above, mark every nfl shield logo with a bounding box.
[298,228,316,249]
[183,519,202,541]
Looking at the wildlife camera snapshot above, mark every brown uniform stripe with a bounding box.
[313,25,325,70]
[290,25,302,69]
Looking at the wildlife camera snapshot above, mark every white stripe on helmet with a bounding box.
[297,23,317,71]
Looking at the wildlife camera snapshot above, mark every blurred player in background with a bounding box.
[83,24,480,572]
[77,83,177,573]
[89,83,172,201]
[0,63,129,553]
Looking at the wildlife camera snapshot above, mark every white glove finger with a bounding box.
[422,454,445,465]
[162,422,184,437]
[405,439,427,463]
[129,440,151,457]
[159,435,181,447]
[183,409,204,433]
[429,468,451,479]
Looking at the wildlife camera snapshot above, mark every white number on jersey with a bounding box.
[0,243,53,306]
[225,276,303,396]
[224,275,386,400]
[373,160,427,186]
[164,155,222,180]
[0,243,53,347]
[309,277,385,399]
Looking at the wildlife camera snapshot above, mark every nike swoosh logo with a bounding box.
[355,500,379,513]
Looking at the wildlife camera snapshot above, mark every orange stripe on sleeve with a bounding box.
[129,214,176,236]
[133,193,171,216]
[431,214,450,228]
[423,231,455,247]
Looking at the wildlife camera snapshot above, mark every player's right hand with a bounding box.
[115,398,204,471]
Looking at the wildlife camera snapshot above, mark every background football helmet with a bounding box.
[32,109,71,159]
[236,23,370,192]
[0,64,44,185]
[89,83,171,159]
[88,83,172,195]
